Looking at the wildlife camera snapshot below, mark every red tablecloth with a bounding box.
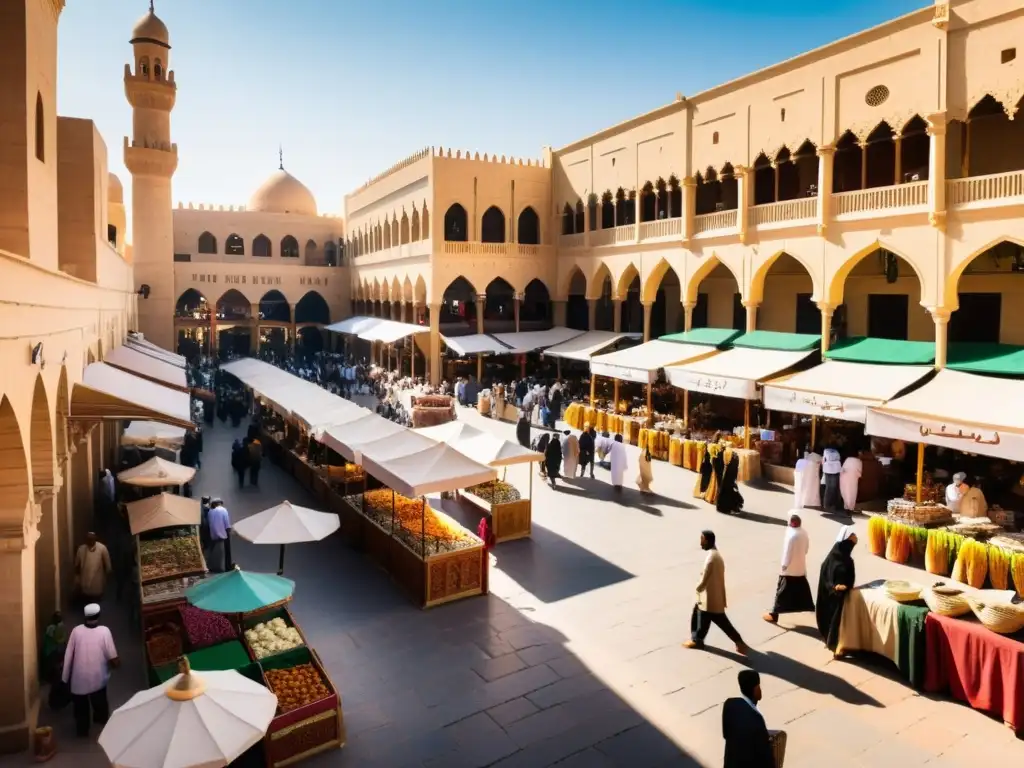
[923,612,1024,731]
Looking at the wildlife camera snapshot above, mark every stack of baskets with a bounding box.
[923,583,972,617]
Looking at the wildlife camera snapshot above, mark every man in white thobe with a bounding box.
[839,455,863,512]
[609,434,627,491]
[793,452,822,509]
[561,430,580,479]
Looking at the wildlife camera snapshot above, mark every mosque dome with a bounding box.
[108,173,123,204]
[248,169,318,216]
[131,8,170,47]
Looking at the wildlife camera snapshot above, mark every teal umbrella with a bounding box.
[186,566,295,614]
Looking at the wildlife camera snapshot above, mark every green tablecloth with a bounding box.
[895,601,930,690]
[155,639,251,682]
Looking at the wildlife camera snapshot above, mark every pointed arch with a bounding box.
[0,395,30,533]
[400,211,410,244]
[684,254,743,304]
[391,217,399,247]
[521,278,551,323]
[615,262,641,301]
[383,216,392,249]
[225,234,244,255]
[258,290,290,322]
[216,288,251,320]
[414,274,428,305]
[481,206,506,243]
[390,277,402,304]
[826,240,929,308]
[305,239,318,262]
[198,231,217,254]
[253,234,272,258]
[175,288,208,319]
[30,374,53,489]
[588,261,613,300]
[444,204,467,242]
[748,250,823,306]
[410,207,421,241]
[563,264,587,298]
[517,206,540,245]
[945,236,1024,309]
[642,257,681,304]
[421,203,430,239]
[402,276,414,302]
[562,203,575,236]
[295,291,331,325]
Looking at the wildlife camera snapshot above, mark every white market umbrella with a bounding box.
[118,456,196,488]
[232,500,339,575]
[99,659,277,768]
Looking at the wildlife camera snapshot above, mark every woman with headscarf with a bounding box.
[716,451,744,515]
[544,432,563,488]
[709,445,727,504]
[815,525,857,654]
[694,444,713,499]
[609,433,628,492]
[516,415,531,448]
[535,432,551,477]
[820,447,843,511]
[636,446,654,494]
[839,453,863,512]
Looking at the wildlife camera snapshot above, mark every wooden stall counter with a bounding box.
[461,480,532,543]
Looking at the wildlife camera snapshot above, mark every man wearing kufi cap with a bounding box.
[62,604,119,737]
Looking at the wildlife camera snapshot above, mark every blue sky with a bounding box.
[57,0,924,219]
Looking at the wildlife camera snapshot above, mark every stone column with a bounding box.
[816,145,835,236]
[514,293,522,331]
[683,302,695,332]
[612,299,622,333]
[475,294,486,382]
[932,309,951,369]
[682,176,696,242]
[429,302,441,386]
[587,298,597,331]
[551,299,567,328]
[642,301,653,342]
[744,302,758,333]
[735,166,751,243]
[894,134,903,185]
[289,304,297,354]
[818,302,835,354]
[0,533,36,754]
[927,114,947,231]
[858,140,869,190]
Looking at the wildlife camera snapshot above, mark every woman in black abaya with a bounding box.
[516,417,531,449]
[816,525,857,655]
[693,444,713,499]
[716,452,744,514]
[544,434,562,488]
[535,433,551,478]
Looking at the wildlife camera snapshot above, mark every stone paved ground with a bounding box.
[37,398,1022,766]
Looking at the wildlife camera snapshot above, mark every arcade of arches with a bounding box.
[173,288,333,358]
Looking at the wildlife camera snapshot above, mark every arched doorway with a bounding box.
[258,290,290,358]
[758,254,818,334]
[481,206,506,243]
[444,204,468,242]
[295,291,331,324]
[566,267,588,330]
[521,279,551,325]
[483,277,515,325]
[30,375,57,637]
[258,290,290,322]
[689,259,742,331]
[517,207,540,245]
[618,265,642,334]
[949,240,1024,345]
[439,276,477,327]
[593,265,614,331]
[216,289,252,358]
[834,248,928,341]
[646,264,683,338]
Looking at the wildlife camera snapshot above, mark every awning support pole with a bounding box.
[810,415,817,450]
[916,443,925,504]
[589,374,597,406]
[556,358,561,380]
[683,389,689,429]
[743,399,751,450]
[278,544,286,576]
[646,383,653,427]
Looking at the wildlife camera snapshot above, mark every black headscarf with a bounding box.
[737,669,760,699]
[815,536,857,649]
[701,530,716,549]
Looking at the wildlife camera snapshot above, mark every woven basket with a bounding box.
[884,580,923,603]
[923,584,972,617]
[966,596,1024,634]
[769,729,787,768]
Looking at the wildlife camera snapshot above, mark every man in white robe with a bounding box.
[609,434,627,491]
[793,452,822,509]
[561,430,580,479]
[839,456,863,512]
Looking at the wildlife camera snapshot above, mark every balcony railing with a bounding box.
[639,218,682,239]
[751,197,817,227]
[947,169,1024,208]
[440,242,552,257]
[694,209,738,235]
[560,233,585,248]
[833,181,928,219]
[589,229,615,247]
[614,224,635,244]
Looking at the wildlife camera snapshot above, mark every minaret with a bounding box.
[124,1,177,349]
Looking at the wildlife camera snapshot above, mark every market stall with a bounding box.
[416,421,542,542]
[119,455,196,490]
[122,420,187,450]
[105,343,190,391]
[71,362,195,430]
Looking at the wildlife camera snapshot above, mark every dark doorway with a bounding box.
[949,293,1001,343]
[867,294,910,339]
[691,293,709,329]
[795,293,821,335]
[732,293,745,332]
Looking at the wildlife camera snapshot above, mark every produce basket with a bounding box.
[242,606,308,661]
[965,596,1024,634]
[886,499,954,527]
[178,604,237,650]
[141,573,209,606]
[145,622,183,668]
[137,526,207,585]
[884,580,923,603]
[922,584,972,617]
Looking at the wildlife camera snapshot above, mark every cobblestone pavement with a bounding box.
[37,400,1021,766]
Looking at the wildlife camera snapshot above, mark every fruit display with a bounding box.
[244,617,304,660]
[141,574,208,605]
[326,464,364,483]
[925,530,963,576]
[146,623,183,667]
[867,516,888,556]
[885,522,912,564]
[1013,553,1024,597]
[638,429,671,460]
[988,545,1011,590]
[361,487,476,555]
[951,538,988,588]
[264,663,331,715]
[179,604,237,650]
[465,480,521,505]
[139,531,205,582]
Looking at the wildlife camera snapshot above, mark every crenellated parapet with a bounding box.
[429,146,546,168]
[351,147,432,195]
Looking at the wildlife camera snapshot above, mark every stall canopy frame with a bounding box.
[442,334,513,357]
[590,340,717,384]
[122,420,188,449]
[126,334,188,367]
[826,337,936,366]
[415,422,542,466]
[357,319,429,344]
[71,363,194,429]
[491,327,586,354]
[542,331,641,362]
[666,346,818,401]
[104,344,190,391]
[361,441,498,498]
[658,328,741,348]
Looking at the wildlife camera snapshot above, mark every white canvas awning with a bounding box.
[591,341,716,384]
[361,442,497,498]
[865,369,1024,461]
[492,327,585,354]
[667,347,817,400]
[320,415,407,462]
[126,493,201,535]
[543,331,640,362]
[126,335,187,367]
[325,316,381,335]
[105,345,189,391]
[123,421,187,449]
[443,334,512,357]
[763,361,933,423]
[71,363,194,429]
[357,319,428,344]
[416,422,542,466]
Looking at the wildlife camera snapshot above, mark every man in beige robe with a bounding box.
[75,532,112,601]
[561,430,580,479]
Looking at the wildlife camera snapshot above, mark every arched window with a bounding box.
[305,239,318,262]
[107,225,117,247]
[225,234,244,255]
[421,205,430,238]
[154,60,162,80]
[253,234,271,257]
[280,235,299,258]
[324,241,338,266]
[383,219,392,249]
[391,218,399,246]
[411,209,420,241]
[198,231,217,254]
[444,204,468,242]
[35,93,44,162]
[561,203,574,235]
[517,207,540,245]
[480,206,506,243]
[400,212,410,244]
[138,57,149,77]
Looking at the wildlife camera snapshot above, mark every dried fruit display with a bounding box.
[988,545,1011,590]
[466,480,521,505]
[951,538,988,588]
[139,533,205,582]
[1012,552,1024,597]
[361,488,476,555]
[179,604,237,650]
[264,663,331,714]
[885,522,912,564]
[866,516,888,556]
[326,464,364,483]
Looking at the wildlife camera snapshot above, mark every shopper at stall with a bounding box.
[609,433,628,492]
[839,454,863,512]
[637,446,654,494]
[578,424,596,479]
[561,429,580,479]
[764,514,814,623]
[544,433,563,488]
[957,476,988,518]
[716,452,744,515]
[722,670,775,768]
[516,415,531,448]
[62,603,119,738]
[231,439,247,489]
[74,532,111,603]
[815,525,857,654]
[694,445,714,500]
[820,447,843,511]
[684,530,749,654]
[247,438,263,487]
[206,498,232,573]
[793,452,822,509]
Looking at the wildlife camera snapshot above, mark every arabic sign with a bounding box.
[666,369,758,401]
[918,424,1000,446]
[186,274,329,287]
[762,387,874,424]
[865,409,1019,463]
[590,362,654,384]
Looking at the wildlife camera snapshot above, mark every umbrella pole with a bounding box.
[278,544,286,576]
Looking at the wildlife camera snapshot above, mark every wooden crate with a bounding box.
[240,605,308,663]
[424,545,485,608]
[462,492,531,543]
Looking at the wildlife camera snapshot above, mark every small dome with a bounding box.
[131,8,169,47]
[248,170,318,216]
[108,173,124,204]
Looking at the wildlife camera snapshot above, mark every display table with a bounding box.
[563,403,641,445]
[837,583,929,688]
[924,612,1024,731]
[674,440,762,484]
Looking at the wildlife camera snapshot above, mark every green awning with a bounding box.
[948,343,1024,376]
[732,330,820,351]
[659,328,741,348]
[826,337,935,365]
